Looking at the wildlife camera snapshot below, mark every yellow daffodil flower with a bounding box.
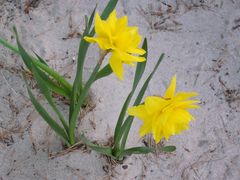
[84,10,146,80]
[128,75,200,143]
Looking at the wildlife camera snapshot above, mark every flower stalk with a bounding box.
[68,50,109,145]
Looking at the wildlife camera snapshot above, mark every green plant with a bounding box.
[0,0,119,146]
[0,0,199,161]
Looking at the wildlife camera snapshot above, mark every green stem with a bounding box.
[68,62,100,145]
[115,54,165,152]
[68,51,107,145]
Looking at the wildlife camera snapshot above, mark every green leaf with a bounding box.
[35,71,69,98]
[23,75,69,143]
[43,79,69,98]
[31,64,69,132]
[116,147,154,159]
[132,38,148,90]
[32,53,70,98]
[134,53,165,106]
[80,134,114,158]
[13,27,72,97]
[94,64,112,81]
[119,53,165,150]
[33,51,49,66]
[0,37,20,54]
[84,15,89,30]
[88,5,97,31]
[159,146,176,153]
[114,39,148,144]
[0,32,47,67]
[117,116,133,149]
[13,26,33,70]
[101,0,119,20]
[69,14,94,119]
[69,62,101,145]
[113,94,133,145]
[33,60,72,94]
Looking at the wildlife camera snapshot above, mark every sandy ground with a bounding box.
[0,0,240,179]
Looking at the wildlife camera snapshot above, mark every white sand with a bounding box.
[0,0,240,179]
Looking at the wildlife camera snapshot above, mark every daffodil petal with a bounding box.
[116,15,128,29]
[170,109,193,125]
[96,37,113,50]
[152,113,166,142]
[175,100,200,109]
[119,50,146,62]
[164,75,177,99]
[107,9,117,30]
[124,61,136,66]
[95,12,110,37]
[128,105,148,120]
[109,53,124,80]
[139,120,152,137]
[128,48,146,55]
[175,92,199,100]
[85,36,112,50]
[84,37,97,43]
[145,96,168,114]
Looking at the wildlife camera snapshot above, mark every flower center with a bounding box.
[161,99,174,113]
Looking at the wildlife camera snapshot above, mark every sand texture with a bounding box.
[0,0,240,179]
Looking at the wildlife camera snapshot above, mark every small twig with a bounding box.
[24,0,41,14]
[48,141,86,159]
[232,24,240,31]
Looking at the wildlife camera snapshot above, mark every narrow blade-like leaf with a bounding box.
[132,38,148,90]
[13,26,33,70]
[113,93,133,144]
[94,64,112,81]
[134,53,165,106]
[24,76,69,143]
[13,27,72,96]
[33,51,49,66]
[0,37,20,54]
[88,5,97,31]
[119,53,165,149]
[70,19,93,118]
[32,64,69,132]
[101,0,119,20]
[35,53,70,99]
[80,134,113,157]
[84,15,89,30]
[116,146,154,159]
[114,39,148,142]
[33,60,72,93]
[159,146,176,152]
[69,62,101,145]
